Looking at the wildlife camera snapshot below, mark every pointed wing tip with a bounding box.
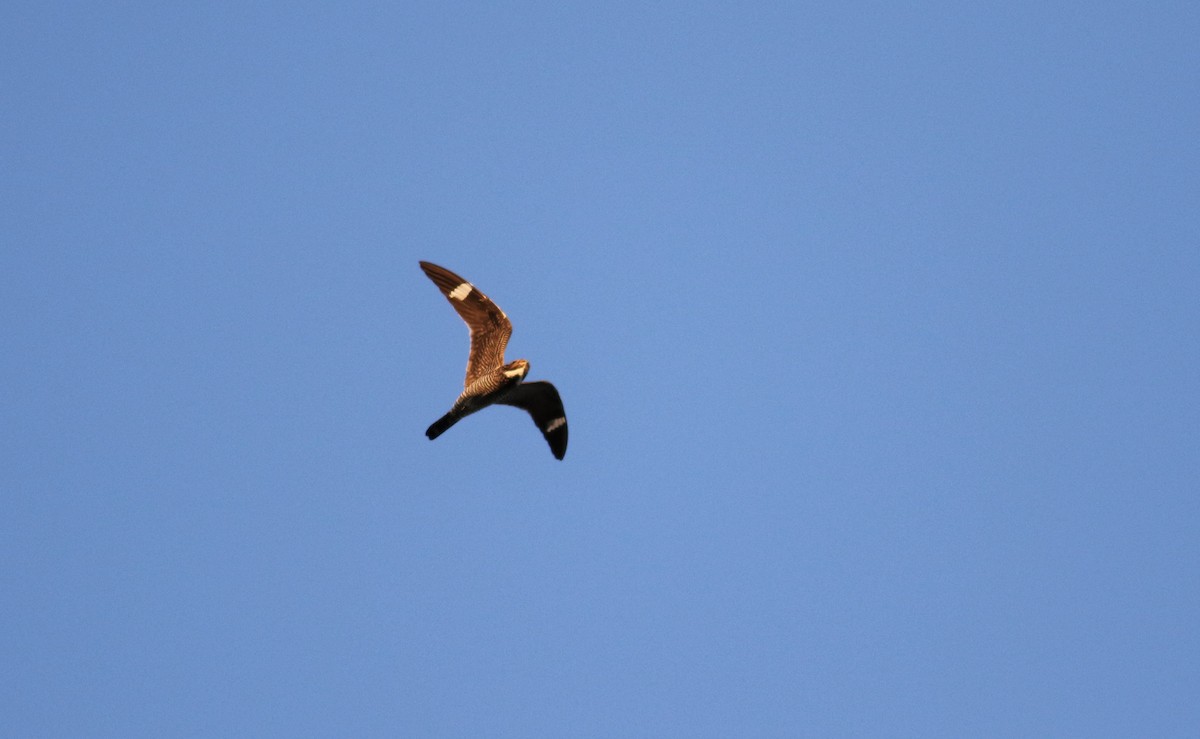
[547,425,568,460]
[419,260,454,279]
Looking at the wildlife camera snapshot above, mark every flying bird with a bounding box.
[419,261,568,460]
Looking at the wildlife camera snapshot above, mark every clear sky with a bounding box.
[3,2,1198,736]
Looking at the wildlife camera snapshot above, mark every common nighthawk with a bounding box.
[419,261,568,460]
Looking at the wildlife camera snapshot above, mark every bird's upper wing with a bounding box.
[496,381,568,460]
[420,261,513,388]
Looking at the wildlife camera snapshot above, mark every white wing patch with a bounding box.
[503,367,525,378]
[545,417,566,432]
[448,282,473,300]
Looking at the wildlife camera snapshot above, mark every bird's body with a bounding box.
[424,360,528,439]
[419,261,568,459]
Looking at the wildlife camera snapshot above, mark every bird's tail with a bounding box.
[426,410,461,440]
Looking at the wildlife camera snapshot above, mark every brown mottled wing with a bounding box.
[497,381,568,460]
[420,261,512,388]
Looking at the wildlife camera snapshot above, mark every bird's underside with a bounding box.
[419,261,568,460]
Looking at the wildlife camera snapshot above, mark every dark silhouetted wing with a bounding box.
[497,381,568,460]
[420,261,512,388]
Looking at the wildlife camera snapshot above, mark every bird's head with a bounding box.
[502,359,530,380]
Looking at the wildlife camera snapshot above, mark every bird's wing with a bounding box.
[496,381,568,460]
[420,261,513,388]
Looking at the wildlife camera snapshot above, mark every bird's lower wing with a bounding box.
[497,381,568,460]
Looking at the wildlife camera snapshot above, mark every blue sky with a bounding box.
[3,1,1197,736]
